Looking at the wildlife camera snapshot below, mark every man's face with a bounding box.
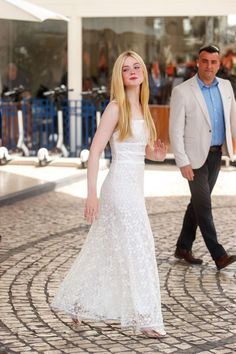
[8,64,17,80]
[197,51,220,84]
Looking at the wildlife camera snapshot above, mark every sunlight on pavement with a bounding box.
[56,165,236,198]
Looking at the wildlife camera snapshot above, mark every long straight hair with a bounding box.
[110,50,156,146]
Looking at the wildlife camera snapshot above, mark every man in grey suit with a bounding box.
[169,44,236,270]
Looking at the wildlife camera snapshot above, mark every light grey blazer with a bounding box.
[169,74,236,169]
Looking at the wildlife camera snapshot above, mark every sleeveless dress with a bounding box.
[52,120,166,334]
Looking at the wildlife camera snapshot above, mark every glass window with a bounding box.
[82,16,236,103]
[0,20,67,98]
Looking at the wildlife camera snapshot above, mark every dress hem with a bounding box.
[51,303,166,334]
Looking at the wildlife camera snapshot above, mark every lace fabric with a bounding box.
[51,120,166,335]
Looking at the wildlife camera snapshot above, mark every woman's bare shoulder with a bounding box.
[105,100,119,113]
[103,100,119,121]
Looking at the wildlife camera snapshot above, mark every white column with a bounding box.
[68,15,82,155]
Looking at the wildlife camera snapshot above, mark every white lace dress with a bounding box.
[52,120,166,334]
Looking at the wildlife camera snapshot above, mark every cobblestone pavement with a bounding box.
[0,187,236,353]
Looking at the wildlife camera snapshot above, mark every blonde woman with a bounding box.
[52,50,167,338]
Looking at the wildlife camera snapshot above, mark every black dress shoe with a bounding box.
[215,254,236,270]
[175,246,203,265]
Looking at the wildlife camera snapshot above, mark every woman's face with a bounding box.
[122,56,144,88]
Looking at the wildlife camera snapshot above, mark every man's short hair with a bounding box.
[199,45,220,54]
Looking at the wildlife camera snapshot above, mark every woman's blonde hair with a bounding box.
[110,50,156,146]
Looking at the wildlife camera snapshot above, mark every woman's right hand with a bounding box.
[84,195,99,224]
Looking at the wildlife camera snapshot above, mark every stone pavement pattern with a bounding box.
[0,189,236,354]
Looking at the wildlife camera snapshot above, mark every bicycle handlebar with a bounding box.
[3,85,26,98]
[81,86,107,96]
[43,84,74,97]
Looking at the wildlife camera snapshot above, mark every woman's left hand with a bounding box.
[154,139,167,161]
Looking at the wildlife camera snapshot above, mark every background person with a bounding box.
[1,62,31,99]
[169,44,236,270]
[52,50,167,338]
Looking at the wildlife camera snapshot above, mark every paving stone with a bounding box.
[0,186,236,353]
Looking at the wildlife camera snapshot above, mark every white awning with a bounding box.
[33,0,236,18]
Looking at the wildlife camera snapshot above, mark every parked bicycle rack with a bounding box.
[1,85,30,158]
[0,85,110,166]
[81,86,110,158]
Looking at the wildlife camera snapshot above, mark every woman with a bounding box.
[52,50,167,338]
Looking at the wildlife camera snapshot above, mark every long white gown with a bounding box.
[52,119,166,334]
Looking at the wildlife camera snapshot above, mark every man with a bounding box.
[1,63,30,99]
[169,44,236,270]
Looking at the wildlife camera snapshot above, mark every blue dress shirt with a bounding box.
[197,76,225,146]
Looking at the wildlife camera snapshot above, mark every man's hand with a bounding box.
[180,165,194,181]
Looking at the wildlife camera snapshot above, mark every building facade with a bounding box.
[1,1,236,150]
[1,1,236,98]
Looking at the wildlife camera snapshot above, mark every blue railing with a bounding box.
[0,98,109,157]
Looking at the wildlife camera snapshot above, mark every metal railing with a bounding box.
[0,97,109,157]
